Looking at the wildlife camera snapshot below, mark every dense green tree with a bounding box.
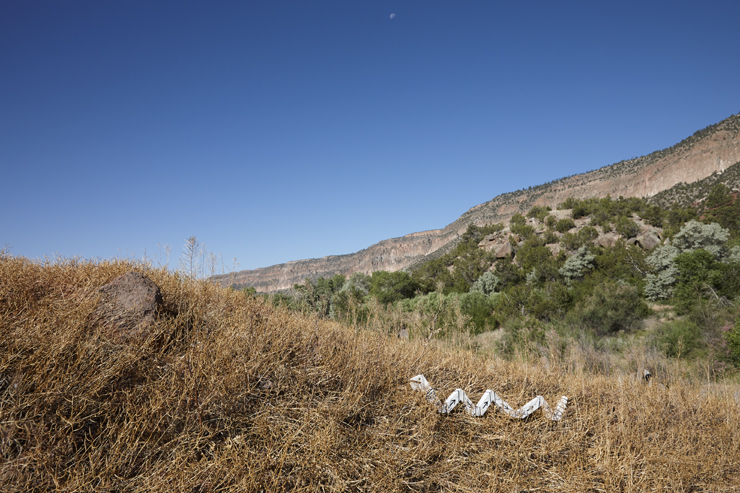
[567,282,649,335]
[517,240,559,283]
[459,291,496,334]
[572,200,593,219]
[451,247,495,292]
[559,197,578,209]
[665,204,698,237]
[615,215,640,238]
[370,270,419,305]
[673,249,717,313]
[704,183,733,210]
[590,208,613,231]
[713,257,740,300]
[592,243,648,285]
[556,218,576,233]
[494,254,522,287]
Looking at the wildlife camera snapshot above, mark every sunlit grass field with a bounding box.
[1,253,739,492]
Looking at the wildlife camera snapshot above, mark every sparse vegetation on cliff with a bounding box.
[218,113,740,293]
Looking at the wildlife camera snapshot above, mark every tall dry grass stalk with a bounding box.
[1,253,739,491]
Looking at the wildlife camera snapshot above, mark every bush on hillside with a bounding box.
[556,218,576,233]
[559,246,595,283]
[655,319,703,359]
[615,215,640,238]
[470,271,500,296]
[527,205,551,222]
[566,282,649,335]
[370,270,419,305]
[726,318,740,366]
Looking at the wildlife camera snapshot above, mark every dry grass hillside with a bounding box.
[2,253,740,492]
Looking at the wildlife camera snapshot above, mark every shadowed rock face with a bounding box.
[214,113,740,292]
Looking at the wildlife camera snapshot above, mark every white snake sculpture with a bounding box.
[410,374,568,421]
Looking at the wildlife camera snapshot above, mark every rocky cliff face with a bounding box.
[214,113,740,292]
[218,229,457,292]
[214,229,455,292]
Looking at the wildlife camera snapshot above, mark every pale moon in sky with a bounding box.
[390,13,395,19]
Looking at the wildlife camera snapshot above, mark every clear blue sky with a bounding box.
[2,1,739,272]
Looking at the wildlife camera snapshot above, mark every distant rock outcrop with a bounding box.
[633,230,662,251]
[95,271,163,343]
[215,113,740,292]
[594,232,620,249]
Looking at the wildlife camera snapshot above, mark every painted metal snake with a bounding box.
[410,374,568,421]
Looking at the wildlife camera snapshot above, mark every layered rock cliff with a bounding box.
[215,113,740,292]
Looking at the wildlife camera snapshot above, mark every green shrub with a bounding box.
[471,271,500,295]
[673,249,716,314]
[510,213,535,239]
[494,255,523,287]
[590,209,613,231]
[559,246,595,283]
[496,318,547,359]
[567,282,649,335]
[640,205,665,228]
[572,202,592,219]
[556,218,575,233]
[370,270,419,305]
[543,229,559,245]
[558,197,578,210]
[656,319,702,358]
[561,226,599,251]
[459,291,496,335]
[615,216,640,238]
[726,318,740,366]
[527,205,551,222]
[517,240,559,283]
[510,213,526,229]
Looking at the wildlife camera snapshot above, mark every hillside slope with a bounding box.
[217,113,740,292]
[2,255,740,492]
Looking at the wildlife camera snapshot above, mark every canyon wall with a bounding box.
[214,113,740,292]
[218,229,456,292]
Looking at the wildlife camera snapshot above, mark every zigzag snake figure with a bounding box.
[410,374,568,421]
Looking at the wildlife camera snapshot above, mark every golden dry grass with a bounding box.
[1,253,739,492]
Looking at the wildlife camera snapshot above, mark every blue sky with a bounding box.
[2,1,739,273]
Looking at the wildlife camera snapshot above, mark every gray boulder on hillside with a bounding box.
[594,232,620,248]
[635,230,662,250]
[95,271,163,343]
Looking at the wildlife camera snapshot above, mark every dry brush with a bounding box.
[1,253,739,492]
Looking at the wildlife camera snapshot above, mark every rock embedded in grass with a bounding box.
[95,271,163,343]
